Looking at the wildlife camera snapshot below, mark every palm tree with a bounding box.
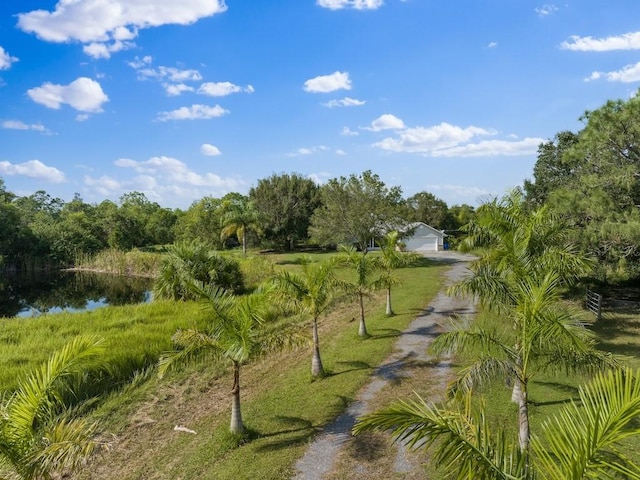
[158,284,291,434]
[272,256,339,377]
[377,230,421,316]
[0,336,105,480]
[433,190,608,452]
[337,246,382,337]
[354,367,640,480]
[220,197,262,256]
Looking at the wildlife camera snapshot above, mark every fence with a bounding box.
[586,290,602,321]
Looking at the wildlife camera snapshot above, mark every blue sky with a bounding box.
[1,0,640,209]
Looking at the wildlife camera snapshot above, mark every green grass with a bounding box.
[1,251,447,479]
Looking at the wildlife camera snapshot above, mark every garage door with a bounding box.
[405,236,438,252]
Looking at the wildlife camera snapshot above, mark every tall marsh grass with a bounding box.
[74,249,163,277]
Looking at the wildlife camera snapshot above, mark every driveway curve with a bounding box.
[292,251,476,480]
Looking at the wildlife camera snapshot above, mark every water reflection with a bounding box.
[0,270,153,318]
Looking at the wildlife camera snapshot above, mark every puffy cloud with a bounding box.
[535,4,558,17]
[561,31,640,52]
[156,104,228,121]
[0,46,18,70]
[0,159,65,183]
[27,77,109,113]
[2,120,49,133]
[200,143,222,156]
[374,123,491,153]
[367,114,405,131]
[17,0,227,58]
[585,62,640,83]
[304,71,351,93]
[487,41,498,48]
[198,81,254,96]
[83,39,133,59]
[341,126,359,136]
[317,0,384,10]
[135,65,203,82]
[323,97,365,108]
[164,83,195,96]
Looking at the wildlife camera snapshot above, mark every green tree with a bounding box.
[220,194,262,256]
[437,190,609,452]
[249,173,320,250]
[0,336,105,480]
[404,191,450,228]
[377,231,421,316]
[174,196,225,249]
[158,285,283,434]
[354,368,640,480]
[272,256,339,377]
[309,170,405,251]
[337,246,382,337]
[154,241,244,300]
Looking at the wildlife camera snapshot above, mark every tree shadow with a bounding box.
[368,328,402,340]
[328,360,372,377]
[529,380,581,407]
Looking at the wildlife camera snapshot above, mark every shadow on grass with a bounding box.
[328,360,372,377]
[529,380,581,407]
[368,328,402,340]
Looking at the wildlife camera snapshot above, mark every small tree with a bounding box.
[272,256,339,377]
[0,336,105,480]
[378,230,421,316]
[159,284,290,434]
[220,194,262,255]
[337,246,381,337]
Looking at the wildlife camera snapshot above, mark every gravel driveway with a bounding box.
[292,252,476,479]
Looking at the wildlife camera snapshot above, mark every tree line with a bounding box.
[0,171,473,270]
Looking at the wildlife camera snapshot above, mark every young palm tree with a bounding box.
[354,368,640,480]
[436,189,605,452]
[337,246,382,337]
[272,256,339,377]
[220,198,262,256]
[158,284,292,434]
[377,230,421,316]
[0,335,105,480]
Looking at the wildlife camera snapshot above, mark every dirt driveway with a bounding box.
[293,252,476,479]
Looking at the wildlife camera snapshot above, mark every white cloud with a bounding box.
[561,31,640,52]
[341,126,359,136]
[323,97,365,108]
[431,137,544,157]
[0,46,18,70]
[0,159,65,183]
[165,83,195,96]
[200,143,222,156]
[136,65,203,82]
[2,120,49,133]
[27,77,109,113]
[127,55,152,69]
[83,39,133,59]
[17,0,227,58]
[535,4,558,17]
[585,62,640,83]
[317,0,384,10]
[425,184,494,204]
[336,149,346,155]
[288,146,330,157]
[75,113,90,122]
[304,71,351,93]
[488,41,498,48]
[157,104,228,121]
[373,122,494,153]
[367,114,405,131]
[198,81,254,96]
[308,172,331,184]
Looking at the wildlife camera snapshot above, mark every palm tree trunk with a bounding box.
[358,293,368,337]
[230,361,244,434]
[311,317,324,377]
[515,378,530,452]
[241,229,247,256]
[385,287,394,316]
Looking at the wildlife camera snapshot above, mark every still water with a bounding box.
[0,270,153,318]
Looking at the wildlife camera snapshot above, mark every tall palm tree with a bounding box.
[220,197,262,256]
[337,246,382,337]
[435,190,607,452]
[354,368,640,480]
[377,230,421,316]
[158,284,291,434]
[272,256,339,377]
[0,336,105,480]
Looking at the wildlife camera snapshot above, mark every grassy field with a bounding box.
[1,251,448,479]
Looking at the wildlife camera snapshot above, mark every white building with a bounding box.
[402,222,447,252]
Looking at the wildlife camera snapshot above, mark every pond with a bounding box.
[0,270,153,318]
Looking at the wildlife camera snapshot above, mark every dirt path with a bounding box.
[292,252,476,480]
